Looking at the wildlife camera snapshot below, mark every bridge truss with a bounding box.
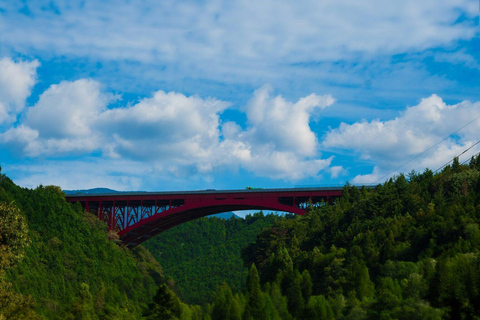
[66,187,343,247]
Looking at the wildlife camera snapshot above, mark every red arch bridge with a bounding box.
[65,187,344,247]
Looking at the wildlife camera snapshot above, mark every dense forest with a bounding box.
[0,169,166,319]
[144,213,281,304]
[234,157,480,319]
[2,155,480,319]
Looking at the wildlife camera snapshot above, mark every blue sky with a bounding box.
[0,0,479,191]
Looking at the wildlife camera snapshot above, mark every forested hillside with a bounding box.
[146,156,480,319]
[144,213,281,304]
[232,157,480,319]
[3,156,480,319]
[0,170,165,319]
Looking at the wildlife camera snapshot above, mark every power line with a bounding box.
[460,152,480,166]
[433,140,480,174]
[374,114,480,183]
[172,148,480,292]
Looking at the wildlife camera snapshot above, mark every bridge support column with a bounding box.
[125,200,130,229]
[98,201,102,221]
[109,201,115,231]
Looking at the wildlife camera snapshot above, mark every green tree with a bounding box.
[144,283,182,320]
[0,202,29,271]
[268,283,291,320]
[300,270,313,303]
[349,260,374,300]
[0,202,36,319]
[304,295,334,320]
[211,283,241,320]
[73,283,97,320]
[243,264,267,320]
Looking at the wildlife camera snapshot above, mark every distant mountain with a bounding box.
[208,211,241,219]
[63,187,119,195]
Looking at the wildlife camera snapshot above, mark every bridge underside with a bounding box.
[67,188,343,247]
[120,204,299,246]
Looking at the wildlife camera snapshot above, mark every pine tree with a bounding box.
[305,295,334,320]
[243,264,267,320]
[283,270,305,318]
[350,260,374,301]
[144,283,182,320]
[452,156,460,171]
[268,282,291,320]
[212,282,241,320]
[300,270,313,303]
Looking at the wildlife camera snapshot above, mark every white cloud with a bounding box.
[217,138,333,180]
[25,79,111,138]
[5,67,480,186]
[0,57,39,124]
[3,159,149,191]
[1,75,334,181]
[98,90,229,161]
[215,86,334,180]
[352,167,383,184]
[243,85,334,157]
[0,0,476,83]
[1,79,112,156]
[323,95,480,182]
[434,50,480,70]
[330,166,346,178]
[242,152,333,181]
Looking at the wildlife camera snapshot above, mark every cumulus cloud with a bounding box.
[215,86,335,179]
[98,90,230,161]
[25,79,111,138]
[351,167,383,184]
[1,75,334,181]
[0,57,39,124]
[217,138,333,180]
[1,79,112,156]
[243,85,334,157]
[243,152,333,181]
[323,95,480,182]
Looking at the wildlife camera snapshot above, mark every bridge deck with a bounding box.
[65,186,346,199]
[64,186,368,246]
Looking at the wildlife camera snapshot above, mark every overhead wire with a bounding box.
[170,148,480,290]
[374,113,480,184]
[166,117,480,289]
[433,140,480,174]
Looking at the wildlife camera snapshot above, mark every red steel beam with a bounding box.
[65,187,344,247]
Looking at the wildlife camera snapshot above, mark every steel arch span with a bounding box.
[65,187,344,247]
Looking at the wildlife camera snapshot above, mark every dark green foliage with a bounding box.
[143,284,181,320]
[0,198,39,319]
[237,156,480,319]
[304,295,334,320]
[0,202,29,271]
[211,283,242,320]
[5,156,480,319]
[143,212,280,304]
[73,283,97,320]
[243,264,267,320]
[0,174,163,319]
